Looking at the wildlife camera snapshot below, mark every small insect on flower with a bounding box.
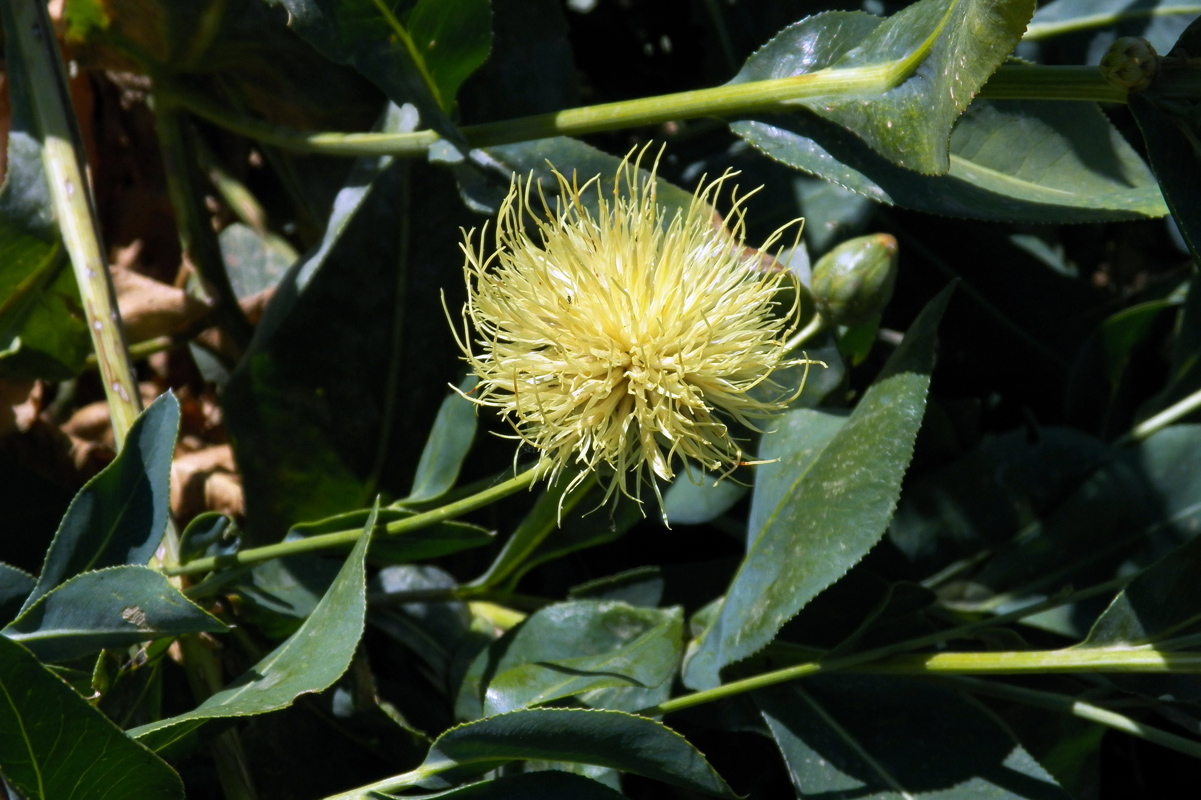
[447,146,817,512]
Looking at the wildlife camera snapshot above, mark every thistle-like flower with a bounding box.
[449,149,810,508]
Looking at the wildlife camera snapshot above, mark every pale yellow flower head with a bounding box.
[449,148,810,508]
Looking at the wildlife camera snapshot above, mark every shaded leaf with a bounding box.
[0,564,34,628]
[22,393,179,614]
[734,98,1168,222]
[405,377,479,503]
[1128,16,1201,261]
[731,0,1035,174]
[1084,531,1201,646]
[129,502,375,752]
[224,106,470,539]
[684,286,951,690]
[406,708,737,797]
[889,427,1119,571]
[662,473,747,527]
[449,136,697,218]
[457,600,682,717]
[0,634,182,800]
[3,566,224,663]
[757,676,1069,799]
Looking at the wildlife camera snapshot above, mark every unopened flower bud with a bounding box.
[810,234,898,326]
[1100,37,1158,92]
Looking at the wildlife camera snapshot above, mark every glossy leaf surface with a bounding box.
[731,0,1036,174]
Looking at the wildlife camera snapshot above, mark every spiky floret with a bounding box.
[449,149,808,508]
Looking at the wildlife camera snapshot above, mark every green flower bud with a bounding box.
[1100,37,1158,92]
[810,234,898,327]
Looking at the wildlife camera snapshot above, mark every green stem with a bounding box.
[857,648,1201,675]
[165,64,1130,161]
[945,675,1201,760]
[9,0,142,445]
[165,462,546,577]
[1024,7,1201,42]
[640,576,1130,716]
[153,101,254,356]
[648,645,1201,718]
[1118,385,1201,444]
[782,310,826,354]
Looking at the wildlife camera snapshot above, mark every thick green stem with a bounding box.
[9,0,142,444]
[166,462,546,577]
[165,64,1133,162]
[153,102,254,356]
[648,646,1201,718]
[640,576,1131,716]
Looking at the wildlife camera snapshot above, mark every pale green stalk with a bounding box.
[10,0,141,444]
[165,462,546,577]
[1024,6,1201,41]
[639,576,1131,716]
[165,50,1132,159]
[1119,385,1201,444]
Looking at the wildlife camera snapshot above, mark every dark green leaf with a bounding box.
[129,502,375,752]
[0,634,182,800]
[684,286,951,690]
[409,708,737,797]
[404,772,626,799]
[970,425,1201,598]
[407,0,493,111]
[405,378,479,503]
[662,470,747,527]
[21,394,179,614]
[757,676,1069,799]
[889,427,1119,570]
[3,565,224,662]
[225,107,471,539]
[732,0,1035,175]
[449,136,696,218]
[1084,530,1201,646]
[734,98,1168,222]
[0,563,34,627]
[1129,16,1201,261]
[458,600,682,717]
[456,0,577,122]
